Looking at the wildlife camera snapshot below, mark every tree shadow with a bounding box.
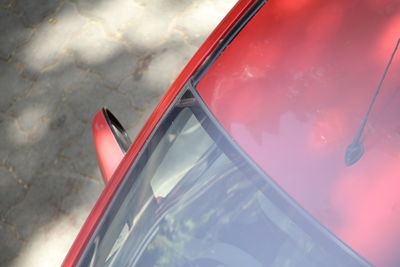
[0,0,236,265]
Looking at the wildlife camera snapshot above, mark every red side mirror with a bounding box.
[92,108,131,183]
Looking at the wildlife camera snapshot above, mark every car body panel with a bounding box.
[197,0,400,265]
[62,0,259,265]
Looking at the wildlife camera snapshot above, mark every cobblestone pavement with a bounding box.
[0,0,236,266]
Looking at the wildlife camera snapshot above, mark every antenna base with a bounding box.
[345,141,364,166]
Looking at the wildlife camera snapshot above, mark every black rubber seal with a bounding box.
[192,0,267,84]
[102,108,132,153]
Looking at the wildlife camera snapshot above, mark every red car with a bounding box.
[63,0,400,266]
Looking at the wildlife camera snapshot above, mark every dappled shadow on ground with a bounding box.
[0,0,235,265]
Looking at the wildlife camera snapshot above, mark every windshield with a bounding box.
[78,87,370,267]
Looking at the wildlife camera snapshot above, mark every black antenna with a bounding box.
[345,38,400,166]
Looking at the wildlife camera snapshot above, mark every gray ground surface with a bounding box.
[0,0,236,266]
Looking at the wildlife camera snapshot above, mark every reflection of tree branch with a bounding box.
[147,163,256,267]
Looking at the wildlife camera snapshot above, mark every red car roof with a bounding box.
[197,0,400,266]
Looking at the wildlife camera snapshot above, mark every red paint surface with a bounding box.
[62,1,258,266]
[92,109,125,184]
[197,0,400,266]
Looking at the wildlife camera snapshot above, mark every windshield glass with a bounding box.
[78,88,370,267]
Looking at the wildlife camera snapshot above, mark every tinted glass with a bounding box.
[78,88,370,267]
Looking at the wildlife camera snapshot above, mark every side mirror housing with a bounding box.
[92,108,131,183]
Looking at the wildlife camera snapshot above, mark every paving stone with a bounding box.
[12,102,50,135]
[14,2,88,77]
[175,0,235,46]
[9,171,102,267]
[0,61,32,112]
[68,23,140,88]
[32,177,103,266]
[72,0,143,36]
[14,0,62,26]
[120,30,196,110]
[10,211,86,267]
[7,54,87,134]
[119,72,161,111]
[0,222,22,265]
[50,103,87,141]
[10,218,77,267]
[4,62,87,184]
[37,53,89,93]
[0,10,33,59]
[6,146,48,185]
[0,167,25,218]
[95,51,141,89]
[122,0,193,51]
[5,159,84,240]
[0,115,10,163]
[65,72,110,123]
[211,0,237,13]
[61,125,101,181]
[5,188,58,241]
[58,175,103,221]
[0,114,29,159]
[6,108,86,184]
